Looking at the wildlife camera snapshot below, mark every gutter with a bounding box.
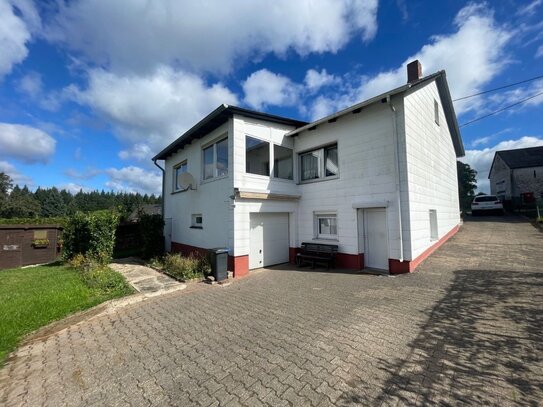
[386,95,404,263]
[153,159,165,221]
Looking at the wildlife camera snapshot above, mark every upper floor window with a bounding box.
[300,144,338,182]
[173,161,187,191]
[274,145,293,180]
[434,99,440,125]
[203,137,228,180]
[246,136,270,176]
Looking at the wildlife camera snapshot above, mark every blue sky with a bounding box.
[1,0,542,195]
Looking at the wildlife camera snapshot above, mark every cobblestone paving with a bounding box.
[1,216,542,406]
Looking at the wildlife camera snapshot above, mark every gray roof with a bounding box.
[493,146,543,171]
[153,105,307,160]
[286,70,465,157]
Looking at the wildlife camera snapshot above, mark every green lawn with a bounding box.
[0,263,132,364]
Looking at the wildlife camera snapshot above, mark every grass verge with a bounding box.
[0,262,133,364]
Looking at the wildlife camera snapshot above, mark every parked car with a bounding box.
[471,195,504,215]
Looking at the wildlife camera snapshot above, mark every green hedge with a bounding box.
[0,217,68,226]
[139,214,164,259]
[63,210,120,264]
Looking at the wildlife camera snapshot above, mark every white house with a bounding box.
[153,61,465,277]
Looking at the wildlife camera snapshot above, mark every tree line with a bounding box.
[0,172,161,220]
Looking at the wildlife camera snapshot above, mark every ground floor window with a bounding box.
[191,214,203,228]
[315,213,337,239]
[429,209,438,241]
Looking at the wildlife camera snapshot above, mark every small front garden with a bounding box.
[0,209,135,365]
[149,252,211,282]
[0,262,132,364]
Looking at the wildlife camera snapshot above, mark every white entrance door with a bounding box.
[249,213,289,269]
[363,208,389,270]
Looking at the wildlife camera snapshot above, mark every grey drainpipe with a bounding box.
[387,95,404,263]
[153,159,165,220]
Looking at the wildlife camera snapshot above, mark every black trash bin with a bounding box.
[209,248,229,282]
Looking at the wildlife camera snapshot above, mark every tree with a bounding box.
[457,161,477,212]
[41,188,67,217]
[0,172,12,213]
[1,185,41,218]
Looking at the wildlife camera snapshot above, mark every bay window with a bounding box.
[203,137,228,180]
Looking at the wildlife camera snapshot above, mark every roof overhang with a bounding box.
[153,104,307,161]
[286,71,465,158]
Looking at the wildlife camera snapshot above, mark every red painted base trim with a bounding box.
[228,255,249,278]
[171,241,248,278]
[336,253,364,270]
[290,247,364,270]
[289,247,300,264]
[389,224,460,275]
[171,242,208,257]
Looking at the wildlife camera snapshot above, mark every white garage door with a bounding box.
[249,213,289,269]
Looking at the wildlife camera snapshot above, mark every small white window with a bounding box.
[434,99,440,125]
[173,161,188,192]
[429,210,438,241]
[191,214,203,228]
[315,213,338,240]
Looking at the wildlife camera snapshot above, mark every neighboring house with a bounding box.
[153,60,465,277]
[489,146,543,206]
[127,204,162,222]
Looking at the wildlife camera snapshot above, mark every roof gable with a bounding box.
[153,105,306,161]
[491,146,543,173]
[286,71,465,158]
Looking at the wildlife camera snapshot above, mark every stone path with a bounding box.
[110,257,186,297]
[0,216,541,406]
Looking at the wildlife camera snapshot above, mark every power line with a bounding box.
[453,74,543,102]
[459,90,543,127]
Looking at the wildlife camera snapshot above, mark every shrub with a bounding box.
[63,210,120,264]
[68,254,132,295]
[152,253,210,281]
[139,214,164,259]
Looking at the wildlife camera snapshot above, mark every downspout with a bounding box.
[387,95,404,263]
[153,159,165,220]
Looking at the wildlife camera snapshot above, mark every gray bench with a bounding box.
[296,242,338,270]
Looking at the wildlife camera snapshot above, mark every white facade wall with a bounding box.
[403,81,460,260]
[293,100,407,259]
[163,122,233,251]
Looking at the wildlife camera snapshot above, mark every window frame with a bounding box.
[273,144,294,180]
[173,160,188,192]
[434,99,440,126]
[202,136,228,182]
[299,143,339,183]
[191,214,203,229]
[314,212,338,240]
[245,135,271,177]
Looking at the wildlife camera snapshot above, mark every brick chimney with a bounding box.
[407,60,422,83]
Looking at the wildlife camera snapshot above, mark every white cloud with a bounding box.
[462,136,543,192]
[305,3,513,119]
[243,69,300,110]
[0,0,40,79]
[119,143,152,162]
[0,160,32,186]
[105,166,162,195]
[45,0,378,74]
[536,45,543,58]
[304,69,339,92]
[17,71,42,97]
[517,0,541,16]
[68,66,238,154]
[0,123,56,163]
[64,167,100,180]
[58,182,90,194]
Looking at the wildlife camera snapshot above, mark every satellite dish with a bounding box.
[179,172,196,191]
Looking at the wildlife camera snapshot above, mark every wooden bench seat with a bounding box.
[296,242,338,270]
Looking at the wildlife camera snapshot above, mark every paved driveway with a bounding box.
[1,216,542,406]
